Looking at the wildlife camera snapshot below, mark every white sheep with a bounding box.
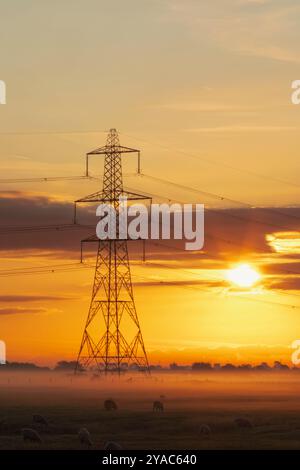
[104,441,122,450]
[78,427,93,447]
[22,428,42,443]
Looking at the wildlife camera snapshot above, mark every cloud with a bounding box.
[0,191,73,223]
[184,126,298,133]
[0,191,300,292]
[149,102,258,114]
[168,0,300,64]
[0,307,47,316]
[0,192,298,261]
[0,295,73,302]
[240,45,300,64]
[261,262,300,275]
[266,231,300,254]
[264,275,300,291]
[0,190,92,253]
[237,1,272,4]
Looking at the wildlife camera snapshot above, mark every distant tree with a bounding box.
[254,362,271,371]
[238,364,252,370]
[273,361,289,370]
[129,363,141,370]
[192,362,212,371]
[54,360,78,371]
[221,363,235,370]
[0,361,49,371]
[169,363,190,371]
[149,364,163,370]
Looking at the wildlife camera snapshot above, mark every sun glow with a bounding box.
[227,264,261,288]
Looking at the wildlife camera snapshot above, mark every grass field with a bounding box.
[0,371,300,449]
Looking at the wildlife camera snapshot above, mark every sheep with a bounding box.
[22,428,42,444]
[199,424,212,436]
[104,441,122,450]
[32,414,48,426]
[234,417,253,429]
[153,400,164,412]
[78,427,93,447]
[104,399,118,411]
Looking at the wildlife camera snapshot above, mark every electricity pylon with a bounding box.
[75,129,150,374]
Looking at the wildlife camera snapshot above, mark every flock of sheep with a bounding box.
[19,397,254,448]
[20,399,167,448]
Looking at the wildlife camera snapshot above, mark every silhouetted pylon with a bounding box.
[75,129,150,374]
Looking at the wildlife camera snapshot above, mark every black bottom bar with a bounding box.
[0,450,297,466]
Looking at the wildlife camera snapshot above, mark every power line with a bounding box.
[0,188,298,280]
[141,249,300,311]
[0,172,135,184]
[121,131,300,190]
[145,239,300,306]
[0,253,298,311]
[76,128,150,374]
[3,127,299,192]
[139,172,300,229]
[0,223,91,234]
[140,172,245,207]
[0,193,295,277]
[0,129,108,136]
[128,186,300,277]
[1,169,299,229]
[0,262,93,277]
[0,262,80,273]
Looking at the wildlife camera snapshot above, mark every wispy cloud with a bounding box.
[184,125,298,133]
[239,44,300,64]
[149,103,257,113]
[0,295,74,302]
[167,0,300,63]
[0,307,47,316]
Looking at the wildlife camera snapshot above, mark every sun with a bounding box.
[227,263,261,288]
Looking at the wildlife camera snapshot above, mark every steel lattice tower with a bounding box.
[75,129,150,374]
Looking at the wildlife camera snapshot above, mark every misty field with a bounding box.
[0,371,300,449]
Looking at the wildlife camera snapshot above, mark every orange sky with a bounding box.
[0,1,300,366]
